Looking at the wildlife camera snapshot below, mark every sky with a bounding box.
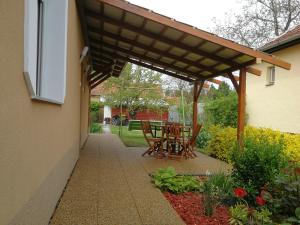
[127,0,243,31]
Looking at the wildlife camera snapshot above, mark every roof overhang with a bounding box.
[259,33,300,53]
[76,0,291,88]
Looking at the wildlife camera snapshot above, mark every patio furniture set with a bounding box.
[141,121,202,159]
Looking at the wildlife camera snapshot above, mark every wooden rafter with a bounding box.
[88,32,217,73]
[227,73,239,92]
[96,0,291,70]
[91,74,111,89]
[92,42,201,79]
[86,10,243,68]
[246,67,261,76]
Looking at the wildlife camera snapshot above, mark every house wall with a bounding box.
[246,43,300,133]
[0,1,89,225]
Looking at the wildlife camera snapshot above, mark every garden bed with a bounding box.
[164,192,230,225]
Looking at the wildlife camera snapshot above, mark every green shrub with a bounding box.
[231,137,288,204]
[90,101,101,111]
[204,92,238,128]
[201,125,300,164]
[229,204,273,225]
[267,163,300,219]
[196,128,211,149]
[203,173,234,216]
[245,126,300,162]
[90,123,102,133]
[152,167,202,194]
[204,125,236,163]
[90,101,101,123]
[229,204,249,225]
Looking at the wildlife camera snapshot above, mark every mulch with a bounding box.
[164,192,230,225]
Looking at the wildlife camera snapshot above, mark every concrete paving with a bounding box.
[50,134,230,225]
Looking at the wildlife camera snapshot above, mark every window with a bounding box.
[266,66,275,86]
[24,0,69,103]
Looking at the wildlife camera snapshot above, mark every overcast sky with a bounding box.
[127,0,243,31]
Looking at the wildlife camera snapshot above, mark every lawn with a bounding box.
[110,125,148,147]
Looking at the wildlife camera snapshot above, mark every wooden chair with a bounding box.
[165,123,185,159]
[180,124,202,158]
[141,121,163,157]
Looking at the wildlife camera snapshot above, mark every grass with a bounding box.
[110,125,148,147]
[90,123,103,134]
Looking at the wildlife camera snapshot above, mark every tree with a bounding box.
[203,82,239,127]
[212,0,300,48]
[102,63,167,119]
[164,77,193,124]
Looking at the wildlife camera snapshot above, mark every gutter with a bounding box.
[259,33,300,53]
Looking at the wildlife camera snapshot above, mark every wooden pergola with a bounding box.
[76,0,291,143]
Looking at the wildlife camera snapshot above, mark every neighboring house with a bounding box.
[91,85,168,122]
[247,25,300,133]
[0,1,90,225]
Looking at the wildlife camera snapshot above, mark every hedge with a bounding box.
[198,125,300,163]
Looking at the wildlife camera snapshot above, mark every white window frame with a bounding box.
[24,0,69,104]
[266,66,275,86]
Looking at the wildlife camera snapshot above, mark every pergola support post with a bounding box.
[237,67,247,146]
[193,81,204,135]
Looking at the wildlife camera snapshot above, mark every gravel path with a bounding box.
[50,134,185,225]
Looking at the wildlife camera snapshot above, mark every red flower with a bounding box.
[234,188,247,198]
[256,196,266,206]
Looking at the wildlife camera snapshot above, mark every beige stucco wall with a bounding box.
[246,43,300,133]
[0,1,90,225]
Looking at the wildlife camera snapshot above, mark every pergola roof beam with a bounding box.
[88,28,219,74]
[97,0,291,70]
[86,10,242,68]
[92,43,201,79]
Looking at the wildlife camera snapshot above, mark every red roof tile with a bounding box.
[261,25,300,51]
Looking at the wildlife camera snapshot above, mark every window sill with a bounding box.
[31,96,63,105]
[265,83,275,87]
[24,72,63,105]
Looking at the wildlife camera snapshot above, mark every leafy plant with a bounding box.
[90,123,102,133]
[196,128,211,149]
[90,101,101,123]
[229,205,273,225]
[245,126,300,162]
[229,204,248,225]
[204,90,238,128]
[252,208,273,225]
[152,167,202,194]
[230,136,288,205]
[203,173,233,216]
[284,207,300,224]
[204,125,236,163]
[267,163,300,218]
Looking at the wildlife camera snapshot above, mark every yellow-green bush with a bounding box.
[245,126,300,162]
[205,125,236,163]
[203,125,300,163]
[282,133,300,162]
[244,126,282,144]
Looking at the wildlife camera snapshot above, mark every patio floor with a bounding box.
[50,134,230,225]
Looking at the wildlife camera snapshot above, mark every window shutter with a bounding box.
[24,0,38,94]
[40,0,69,103]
